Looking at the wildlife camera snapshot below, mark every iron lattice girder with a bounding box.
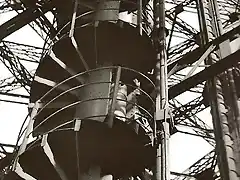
[168,39,197,63]
[0,0,238,180]
[0,0,13,14]
[0,142,16,172]
[172,96,206,123]
[0,0,235,42]
[166,0,240,26]
[174,150,217,180]
[165,0,198,34]
[176,115,215,146]
[0,1,54,41]
[168,72,205,93]
[0,41,42,94]
[171,97,215,146]
[165,0,240,66]
[166,0,196,18]
[0,76,22,93]
[3,40,42,63]
[166,0,240,65]
[0,8,43,40]
[7,0,58,40]
[165,12,198,37]
[169,48,240,99]
[168,22,240,76]
[168,24,240,99]
[0,42,33,92]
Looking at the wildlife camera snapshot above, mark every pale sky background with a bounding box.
[0,3,214,177]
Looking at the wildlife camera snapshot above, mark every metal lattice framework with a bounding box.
[0,0,240,179]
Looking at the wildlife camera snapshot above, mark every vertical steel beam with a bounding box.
[196,0,239,179]
[137,0,143,35]
[108,67,121,128]
[153,0,170,180]
[211,0,240,177]
[13,101,40,171]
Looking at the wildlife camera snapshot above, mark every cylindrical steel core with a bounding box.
[95,0,120,22]
[74,68,112,122]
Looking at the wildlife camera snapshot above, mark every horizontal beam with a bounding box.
[0,92,29,99]
[177,130,215,139]
[169,49,240,99]
[0,9,41,40]
[0,143,16,148]
[0,99,28,105]
[2,40,43,49]
[170,171,196,178]
[168,24,240,73]
[0,3,52,40]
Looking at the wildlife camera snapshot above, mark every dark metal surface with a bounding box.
[169,49,240,100]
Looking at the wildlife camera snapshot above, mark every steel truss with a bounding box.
[0,0,240,179]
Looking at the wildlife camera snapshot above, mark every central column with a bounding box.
[153,0,170,180]
[81,166,113,180]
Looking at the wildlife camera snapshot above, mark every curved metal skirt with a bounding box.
[19,119,154,180]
